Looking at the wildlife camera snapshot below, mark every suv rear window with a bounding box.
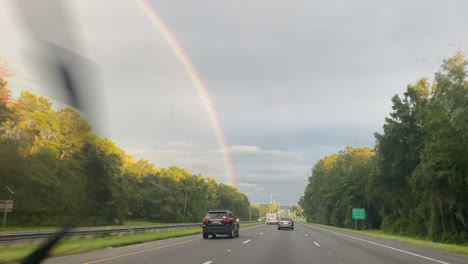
[206,211,228,219]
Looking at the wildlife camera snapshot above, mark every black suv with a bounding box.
[202,210,240,239]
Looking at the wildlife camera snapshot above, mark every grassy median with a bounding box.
[0,227,201,263]
[239,222,263,227]
[306,223,468,255]
[0,222,262,263]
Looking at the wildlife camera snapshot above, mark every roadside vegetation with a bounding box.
[0,221,176,232]
[0,220,262,232]
[0,227,202,263]
[300,53,468,244]
[0,221,261,263]
[0,62,252,227]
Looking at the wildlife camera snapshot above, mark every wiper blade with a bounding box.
[20,224,75,264]
[14,1,94,263]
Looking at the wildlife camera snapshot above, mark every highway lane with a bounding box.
[44,222,468,264]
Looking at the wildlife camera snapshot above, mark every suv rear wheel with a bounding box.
[203,233,208,239]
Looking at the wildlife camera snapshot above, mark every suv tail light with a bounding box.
[203,219,209,223]
[222,219,231,223]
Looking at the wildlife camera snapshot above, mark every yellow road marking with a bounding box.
[81,238,201,264]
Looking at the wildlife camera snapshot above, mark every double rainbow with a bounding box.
[134,0,237,186]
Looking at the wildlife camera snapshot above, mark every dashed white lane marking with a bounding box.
[227,250,231,252]
[243,239,251,244]
[202,261,213,264]
[305,234,309,237]
[307,225,451,264]
[314,242,320,247]
[260,232,264,235]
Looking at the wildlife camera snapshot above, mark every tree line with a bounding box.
[300,53,468,243]
[0,69,251,226]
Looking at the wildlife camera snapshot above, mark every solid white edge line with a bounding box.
[243,239,251,244]
[314,242,320,247]
[306,225,452,264]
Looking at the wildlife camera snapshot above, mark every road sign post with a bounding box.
[352,208,366,230]
[0,200,14,228]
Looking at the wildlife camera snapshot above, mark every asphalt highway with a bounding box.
[43,222,468,264]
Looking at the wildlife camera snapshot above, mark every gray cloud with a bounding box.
[2,0,468,205]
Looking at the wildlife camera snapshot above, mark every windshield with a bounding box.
[0,1,467,264]
[206,212,228,219]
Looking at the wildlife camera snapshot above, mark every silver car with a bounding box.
[278,217,294,230]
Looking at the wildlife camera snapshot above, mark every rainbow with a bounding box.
[134,0,237,186]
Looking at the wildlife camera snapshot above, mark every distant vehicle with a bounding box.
[278,217,294,230]
[202,210,240,239]
[257,218,262,222]
[266,213,278,225]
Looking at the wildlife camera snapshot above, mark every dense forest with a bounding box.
[0,65,251,226]
[300,53,468,243]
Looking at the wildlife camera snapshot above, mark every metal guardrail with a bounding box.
[0,223,202,244]
[0,221,259,245]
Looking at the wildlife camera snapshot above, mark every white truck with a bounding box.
[266,213,278,225]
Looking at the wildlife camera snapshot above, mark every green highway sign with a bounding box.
[352,208,366,219]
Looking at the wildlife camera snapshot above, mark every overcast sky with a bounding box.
[1,0,468,205]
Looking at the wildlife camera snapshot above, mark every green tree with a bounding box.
[372,78,430,234]
[302,147,375,228]
[410,52,468,242]
[0,58,253,227]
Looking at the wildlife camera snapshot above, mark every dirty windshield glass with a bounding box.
[0,0,467,264]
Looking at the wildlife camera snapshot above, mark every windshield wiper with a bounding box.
[14,1,92,263]
[20,224,75,264]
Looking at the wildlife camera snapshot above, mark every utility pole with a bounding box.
[269,194,279,212]
[249,206,252,222]
[269,194,272,212]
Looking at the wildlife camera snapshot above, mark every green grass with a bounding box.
[0,221,263,263]
[0,226,57,232]
[240,222,263,227]
[122,220,176,226]
[0,220,262,232]
[306,223,468,255]
[0,227,202,263]
[0,221,176,232]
